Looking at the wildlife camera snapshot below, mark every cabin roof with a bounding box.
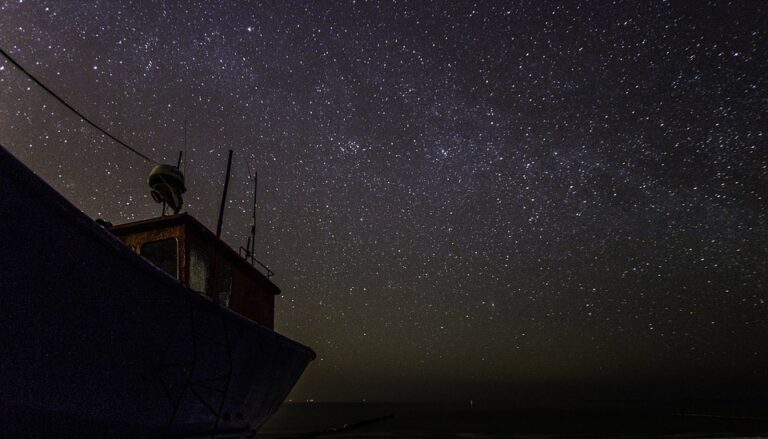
[108,213,281,295]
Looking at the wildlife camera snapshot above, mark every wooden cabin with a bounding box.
[107,214,278,328]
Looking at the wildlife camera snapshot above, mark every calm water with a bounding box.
[258,402,768,438]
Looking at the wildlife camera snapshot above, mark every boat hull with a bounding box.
[0,146,314,437]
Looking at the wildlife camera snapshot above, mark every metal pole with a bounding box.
[216,150,233,238]
[250,169,258,259]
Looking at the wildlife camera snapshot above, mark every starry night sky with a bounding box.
[1,1,766,403]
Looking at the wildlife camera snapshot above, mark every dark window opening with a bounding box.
[141,238,178,278]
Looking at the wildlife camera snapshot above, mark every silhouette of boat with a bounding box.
[0,144,315,437]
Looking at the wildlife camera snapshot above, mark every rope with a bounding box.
[0,46,156,163]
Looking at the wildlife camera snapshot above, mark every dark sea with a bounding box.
[258,402,768,438]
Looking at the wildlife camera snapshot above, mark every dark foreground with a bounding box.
[259,402,768,438]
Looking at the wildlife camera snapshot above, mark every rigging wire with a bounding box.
[0,46,156,164]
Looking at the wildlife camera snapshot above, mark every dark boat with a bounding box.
[0,144,315,437]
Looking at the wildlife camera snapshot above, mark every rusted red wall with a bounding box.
[111,219,275,329]
[229,268,274,329]
[187,228,274,329]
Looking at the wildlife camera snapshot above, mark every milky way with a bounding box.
[1,1,766,402]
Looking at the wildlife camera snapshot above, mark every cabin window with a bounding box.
[140,238,178,278]
[219,264,232,307]
[189,247,211,294]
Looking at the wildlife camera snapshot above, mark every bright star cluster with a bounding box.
[0,1,765,402]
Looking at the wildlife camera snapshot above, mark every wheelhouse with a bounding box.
[108,214,278,328]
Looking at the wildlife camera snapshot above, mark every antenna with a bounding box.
[239,157,273,278]
[244,159,258,264]
[216,150,234,238]
[251,168,258,261]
